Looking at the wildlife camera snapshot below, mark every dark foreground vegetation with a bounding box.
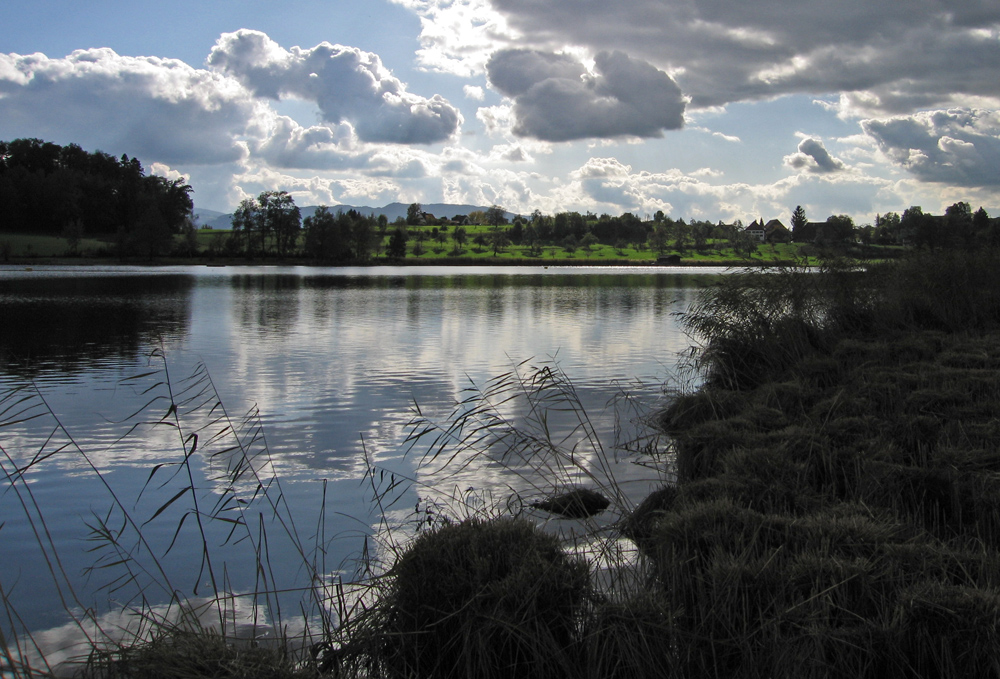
[648,252,1000,676]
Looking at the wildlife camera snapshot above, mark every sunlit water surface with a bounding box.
[0,264,723,665]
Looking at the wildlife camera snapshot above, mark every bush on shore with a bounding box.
[340,518,591,679]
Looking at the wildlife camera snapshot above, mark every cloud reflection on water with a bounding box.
[0,265,717,642]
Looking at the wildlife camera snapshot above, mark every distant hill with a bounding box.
[191,208,232,230]
[192,203,517,230]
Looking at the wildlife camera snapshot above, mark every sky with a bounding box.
[2,0,999,224]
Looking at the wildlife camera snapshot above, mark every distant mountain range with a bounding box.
[192,202,517,230]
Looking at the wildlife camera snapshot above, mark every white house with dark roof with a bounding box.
[745,218,792,243]
[745,219,766,242]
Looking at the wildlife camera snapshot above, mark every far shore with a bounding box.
[0,253,824,269]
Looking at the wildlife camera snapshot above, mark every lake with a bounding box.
[0,264,722,666]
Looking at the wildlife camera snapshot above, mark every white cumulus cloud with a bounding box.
[0,48,253,164]
[207,29,462,145]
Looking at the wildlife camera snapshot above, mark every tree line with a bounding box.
[0,138,193,258]
[791,203,999,250]
[5,138,997,260]
[223,196,391,261]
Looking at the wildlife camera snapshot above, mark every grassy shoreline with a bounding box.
[1,229,904,268]
[643,253,1000,676]
[0,256,795,268]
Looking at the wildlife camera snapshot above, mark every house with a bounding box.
[744,218,791,243]
[745,220,766,242]
[763,219,792,243]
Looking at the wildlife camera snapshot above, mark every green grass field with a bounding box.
[1,228,901,266]
[0,233,112,258]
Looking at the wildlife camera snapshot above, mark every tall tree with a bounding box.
[522,224,541,255]
[230,197,260,256]
[406,202,423,225]
[673,219,690,253]
[791,205,808,241]
[486,205,508,228]
[303,206,347,261]
[901,206,931,248]
[973,207,993,245]
[945,201,973,248]
[874,212,901,245]
[649,224,669,253]
[259,190,300,256]
[821,214,855,246]
[125,193,173,259]
[489,227,510,256]
[388,225,408,258]
[351,212,376,261]
[509,218,524,244]
[451,226,468,253]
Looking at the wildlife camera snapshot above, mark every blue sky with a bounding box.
[2,0,998,224]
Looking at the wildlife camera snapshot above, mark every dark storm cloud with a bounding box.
[486,0,1000,112]
[208,30,461,145]
[486,49,685,141]
[862,109,1000,186]
[486,49,586,97]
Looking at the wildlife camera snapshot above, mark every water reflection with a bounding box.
[0,275,192,376]
[0,265,720,639]
[230,274,302,336]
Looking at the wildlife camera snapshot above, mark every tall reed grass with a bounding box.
[2,352,671,678]
[0,349,343,677]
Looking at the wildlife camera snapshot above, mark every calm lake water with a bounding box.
[0,264,722,656]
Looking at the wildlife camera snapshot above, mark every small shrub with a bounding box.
[794,355,841,389]
[673,418,744,480]
[756,379,811,416]
[719,448,813,514]
[354,518,591,679]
